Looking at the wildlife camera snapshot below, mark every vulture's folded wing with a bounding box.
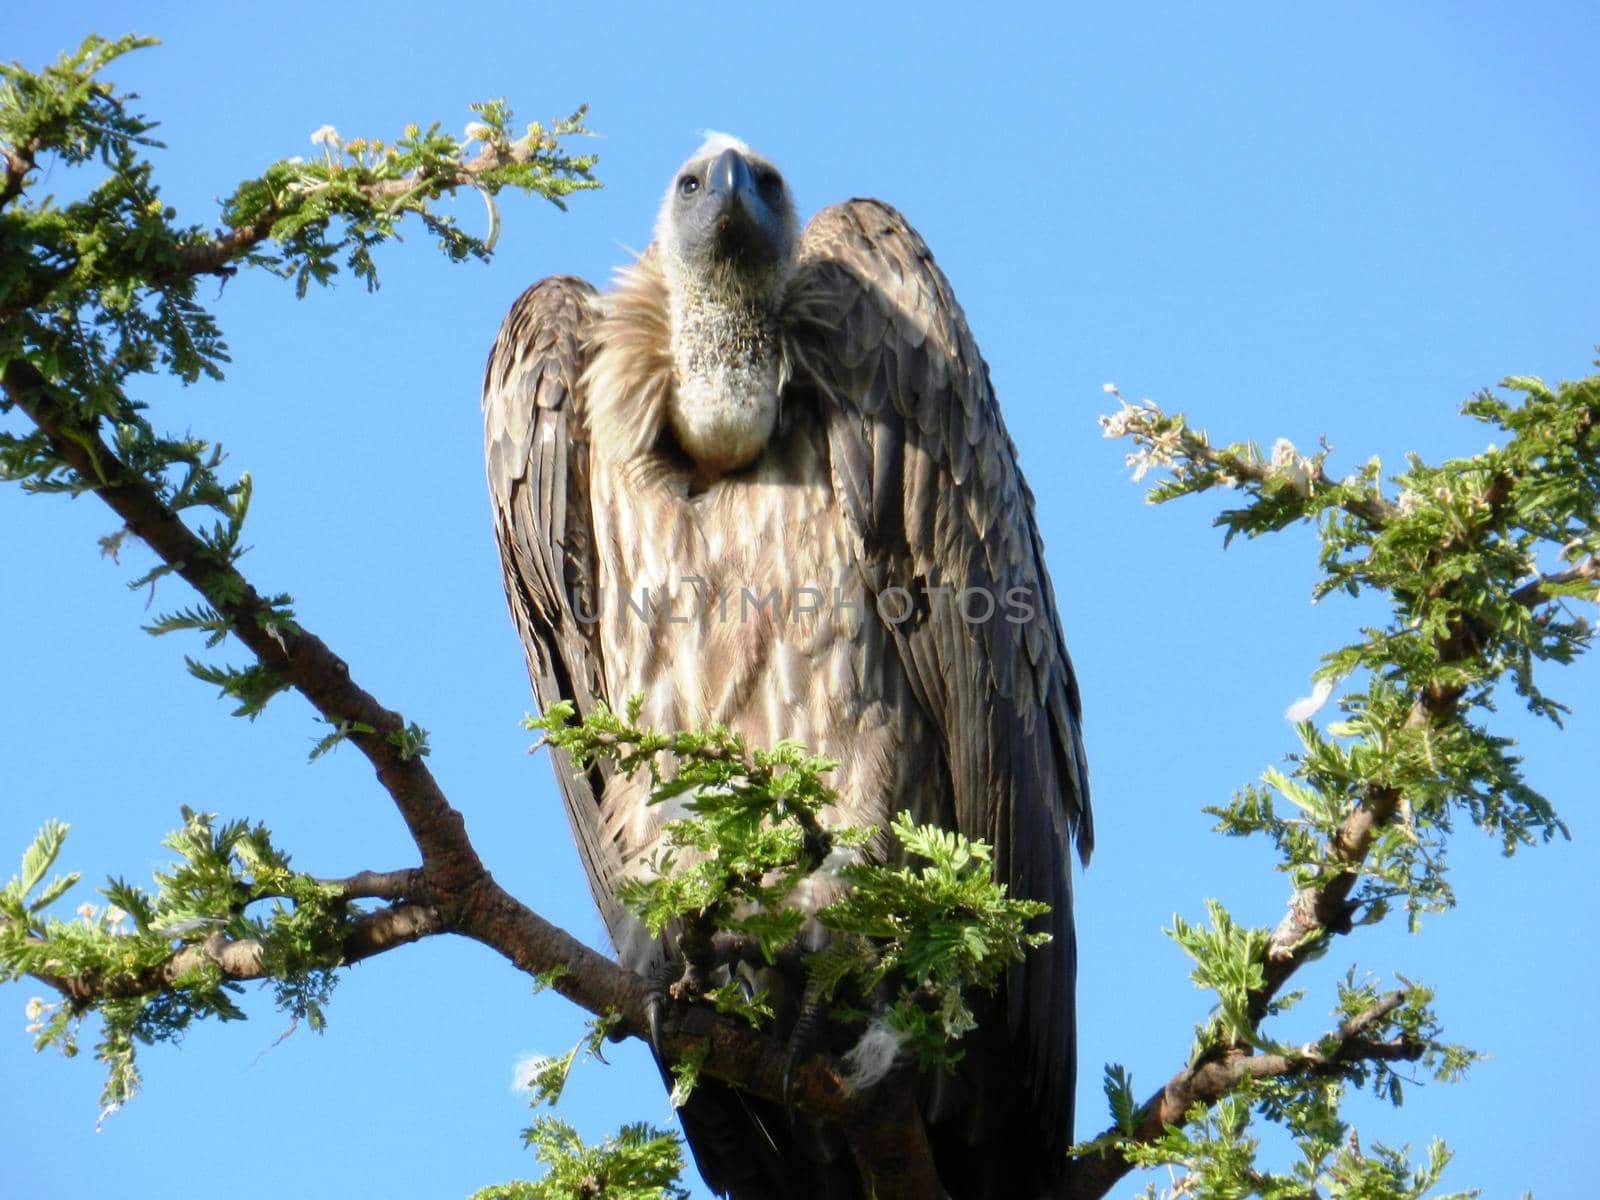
[483,275,630,944]
[792,200,1093,1150]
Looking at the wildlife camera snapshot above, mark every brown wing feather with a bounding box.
[791,200,1092,1159]
[483,276,633,945]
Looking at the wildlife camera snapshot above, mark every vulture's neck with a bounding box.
[664,263,787,483]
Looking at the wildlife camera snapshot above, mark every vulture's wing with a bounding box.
[483,276,630,943]
[793,200,1093,1147]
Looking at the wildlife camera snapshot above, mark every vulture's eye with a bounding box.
[678,174,700,197]
[756,169,783,198]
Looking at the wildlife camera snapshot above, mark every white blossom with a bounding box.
[24,997,45,1022]
[464,121,493,142]
[309,124,340,149]
[1098,402,1142,440]
[1271,438,1313,497]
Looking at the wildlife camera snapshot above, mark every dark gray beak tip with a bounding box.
[708,148,754,207]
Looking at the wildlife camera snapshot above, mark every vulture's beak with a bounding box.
[705,148,781,265]
[707,148,756,215]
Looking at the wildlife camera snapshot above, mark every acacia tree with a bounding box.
[3,37,1594,1200]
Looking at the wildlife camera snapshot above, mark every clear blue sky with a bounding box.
[4,4,1597,1196]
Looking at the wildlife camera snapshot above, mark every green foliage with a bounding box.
[308,717,378,762]
[387,721,433,761]
[470,1120,688,1200]
[667,1041,708,1109]
[1169,900,1271,1056]
[184,656,290,719]
[1327,972,1476,1104]
[1097,370,1599,1195]
[1116,373,1591,942]
[1085,1034,1475,1197]
[3,820,79,917]
[1119,1091,1473,1200]
[532,963,572,993]
[705,977,774,1029]
[524,1044,583,1109]
[0,811,351,1111]
[520,1008,623,1109]
[531,699,858,959]
[816,813,1049,1065]
[1104,1063,1139,1136]
[221,100,596,295]
[1,34,596,726]
[530,702,1048,1069]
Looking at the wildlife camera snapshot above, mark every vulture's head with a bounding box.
[654,133,798,299]
[641,135,798,482]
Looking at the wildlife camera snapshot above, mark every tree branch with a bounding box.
[3,355,943,1191]
[1220,442,1402,529]
[324,867,425,901]
[839,1074,948,1200]
[26,900,446,1008]
[452,875,847,1116]
[448,872,941,1190]
[1104,401,1401,529]
[2,356,481,889]
[1511,555,1600,607]
[175,145,518,277]
[1076,411,1550,1196]
[1254,473,1522,1009]
[2,136,39,208]
[1067,994,1425,1198]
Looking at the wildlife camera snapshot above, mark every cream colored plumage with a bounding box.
[483,135,1090,1199]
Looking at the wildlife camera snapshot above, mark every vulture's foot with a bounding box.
[782,978,826,1108]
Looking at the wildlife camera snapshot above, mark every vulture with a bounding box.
[483,134,1092,1199]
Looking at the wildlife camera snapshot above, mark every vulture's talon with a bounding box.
[783,979,826,1109]
[644,959,679,1074]
[646,993,665,1064]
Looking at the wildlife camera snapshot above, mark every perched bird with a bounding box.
[484,134,1091,1198]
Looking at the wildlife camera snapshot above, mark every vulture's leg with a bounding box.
[675,913,719,995]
